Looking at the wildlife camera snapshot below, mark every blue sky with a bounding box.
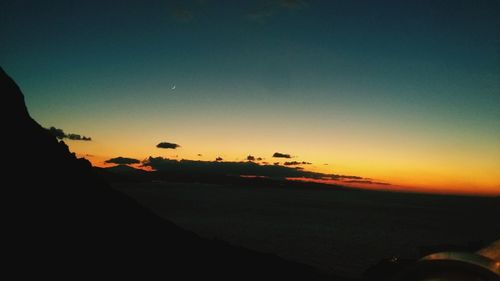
[2,0,499,194]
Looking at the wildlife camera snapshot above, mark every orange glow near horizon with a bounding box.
[46,88,500,199]
[286,177,500,197]
[74,144,500,197]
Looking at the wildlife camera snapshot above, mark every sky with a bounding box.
[1,0,499,195]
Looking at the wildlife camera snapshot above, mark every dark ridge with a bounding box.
[97,165,346,190]
[3,67,342,280]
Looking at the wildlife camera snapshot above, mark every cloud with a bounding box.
[142,157,311,179]
[273,152,291,158]
[344,180,391,186]
[48,127,65,139]
[47,127,91,141]
[67,134,91,141]
[247,155,263,161]
[105,157,141,165]
[141,156,366,184]
[156,142,180,149]
[283,161,311,166]
[140,156,379,188]
[339,175,363,180]
[322,175,364,180]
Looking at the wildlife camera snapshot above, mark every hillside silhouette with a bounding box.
[2,67,338,280]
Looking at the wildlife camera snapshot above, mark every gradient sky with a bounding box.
[2,0,499,195]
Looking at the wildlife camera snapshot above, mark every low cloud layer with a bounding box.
[105,157,141,165]
[157,142,180,149]
[141,156,367,183]
[322,175,363,180]
[48,127,91,141]
[344,180,391,186]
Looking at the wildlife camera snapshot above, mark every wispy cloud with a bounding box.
[344,180,391,186]
[47,127,91,141]
[323,175,363,180]
[67,134,91,141]
[283,161,311,166]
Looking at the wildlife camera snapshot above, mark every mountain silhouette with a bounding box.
[2,67,339,280]
[105,164,146,173]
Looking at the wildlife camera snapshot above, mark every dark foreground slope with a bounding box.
[2,67,335,280]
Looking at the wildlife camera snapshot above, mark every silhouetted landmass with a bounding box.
[105,164,147,174]
[95,165,150,183]
[98,164,344,189]
[3,67,339,280]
